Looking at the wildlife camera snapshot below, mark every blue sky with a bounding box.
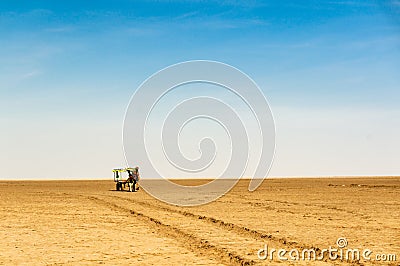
[1,0,399,179]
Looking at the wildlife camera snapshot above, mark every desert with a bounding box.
[0,177,398,265]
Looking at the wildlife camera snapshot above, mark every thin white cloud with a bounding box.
[391,0,400,6]
[44,26,76,33]
[20,70,42,80]
[0,8,53,20]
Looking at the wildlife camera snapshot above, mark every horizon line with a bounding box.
[1,175,399,181]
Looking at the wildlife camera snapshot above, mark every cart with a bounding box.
[113,168,138,192]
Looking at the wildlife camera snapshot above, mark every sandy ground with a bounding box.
[0,177,399,265]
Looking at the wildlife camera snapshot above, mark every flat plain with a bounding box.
[0,177,398,265]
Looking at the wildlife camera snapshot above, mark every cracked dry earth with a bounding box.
[0,177,399,265]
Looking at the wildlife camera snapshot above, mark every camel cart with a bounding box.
[113,168,138,192]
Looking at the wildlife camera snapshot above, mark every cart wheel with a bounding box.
[116,183,120,191]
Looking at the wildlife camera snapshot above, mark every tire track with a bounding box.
[87,195,254,266]
[84,192,380,265]
[97,194,343,265]
[101,194,382,266]
[107,194,316,250]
